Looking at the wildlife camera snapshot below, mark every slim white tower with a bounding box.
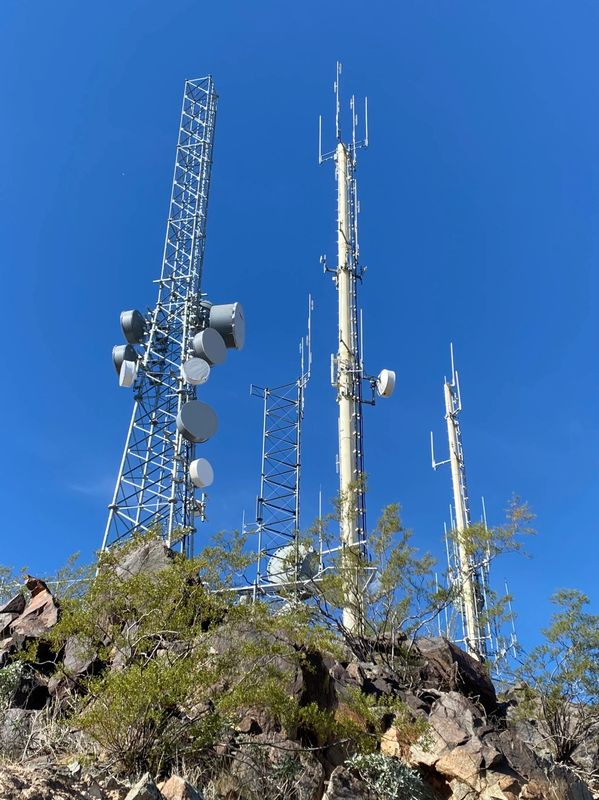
[320,64,395,634]
[431,345,486,660]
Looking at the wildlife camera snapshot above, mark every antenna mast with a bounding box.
[102,77,244,556]
[431,344,486,660]
[320,63,394,634]
[245,298,314,598]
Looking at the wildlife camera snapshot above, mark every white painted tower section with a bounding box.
[335,140,362,633]
[443,377,481,660]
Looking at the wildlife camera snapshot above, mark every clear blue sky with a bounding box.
[2,0,598,650]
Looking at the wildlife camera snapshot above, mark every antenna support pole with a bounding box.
[444,377,481,660]
[336,141,363,633]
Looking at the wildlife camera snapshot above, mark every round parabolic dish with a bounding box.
[120,309,146,344]
[192,328,227,365]
[112,344,138,375]
[189,458,214,488]
[376,369,396,398]
[266,544,319,585]
[182,357,211,385]
[209,302,245,350]
[119,359,137,387]
[176,400,218,443]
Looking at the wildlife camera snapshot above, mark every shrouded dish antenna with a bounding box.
[119,359,138,388]
[209,302,245,350]
[376,369,396,398]
[112,344,138,375]
[182,357,211,385]
[266,544,319,586]
[189,457,214,488]
[192,328,227,366]
[120,310,146,344]
[176,400,218,443]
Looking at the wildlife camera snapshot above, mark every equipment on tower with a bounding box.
[102,76,244,557]
[319,62,396,634]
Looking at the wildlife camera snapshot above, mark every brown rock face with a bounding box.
[407,690,594,800]
[414,637,497,713]
[0,580,59,665]
[159,775,203,800]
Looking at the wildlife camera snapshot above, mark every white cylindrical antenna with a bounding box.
[450,341,456,385]
[435,573,442,637]
[364,97,369,147]
[351,95,357,156]
[505,578,519,655]
[481,496,488,529]
[335,61,342,140]
[318,487,324,570]
[359,308,364,367]
[318,115,323,165]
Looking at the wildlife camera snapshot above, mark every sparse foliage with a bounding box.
[515,589,599,787]
[347,752,431,799]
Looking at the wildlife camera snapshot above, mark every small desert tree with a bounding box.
[516,589,599,783]
[306,490,534,666]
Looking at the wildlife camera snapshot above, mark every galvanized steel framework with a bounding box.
[249,377,308,592]
[102,77,217,557]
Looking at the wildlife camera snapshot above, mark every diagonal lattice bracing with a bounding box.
[102,78,217,556]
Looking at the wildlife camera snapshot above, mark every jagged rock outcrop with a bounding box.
[400,690,593,799]
[114,539,174,579]
[125,773,163,800]
[0,578,58,666]
[0,546,595,800]
[158,775,204,800]
[0,762,128,799]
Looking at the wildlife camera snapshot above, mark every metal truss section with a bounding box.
[102,77,217,556]
[243,304,312,597]
[251,380,304,587]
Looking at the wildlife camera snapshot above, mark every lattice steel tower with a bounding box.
[102,77,244,557]
[246,299,314,596]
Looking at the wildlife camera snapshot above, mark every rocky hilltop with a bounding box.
[0,540,595,800]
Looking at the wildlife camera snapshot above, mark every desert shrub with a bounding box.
[347,752,430,800]
[0,661,23,709]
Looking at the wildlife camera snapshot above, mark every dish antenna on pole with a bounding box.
[319,62,396,635]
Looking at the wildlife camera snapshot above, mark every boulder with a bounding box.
[0,593,26,637]
[0,763,100,799]
[124,772,163,800]
[0,708,35,757]
[0,579,59,665]
[321,766,376,800]
[407,689,594,800]
[159,775,203,800]
[49,634,100,698]
[115,539,174,579]
[415,637,497,713]
[13,579,59,639]
[339,660,401,697]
